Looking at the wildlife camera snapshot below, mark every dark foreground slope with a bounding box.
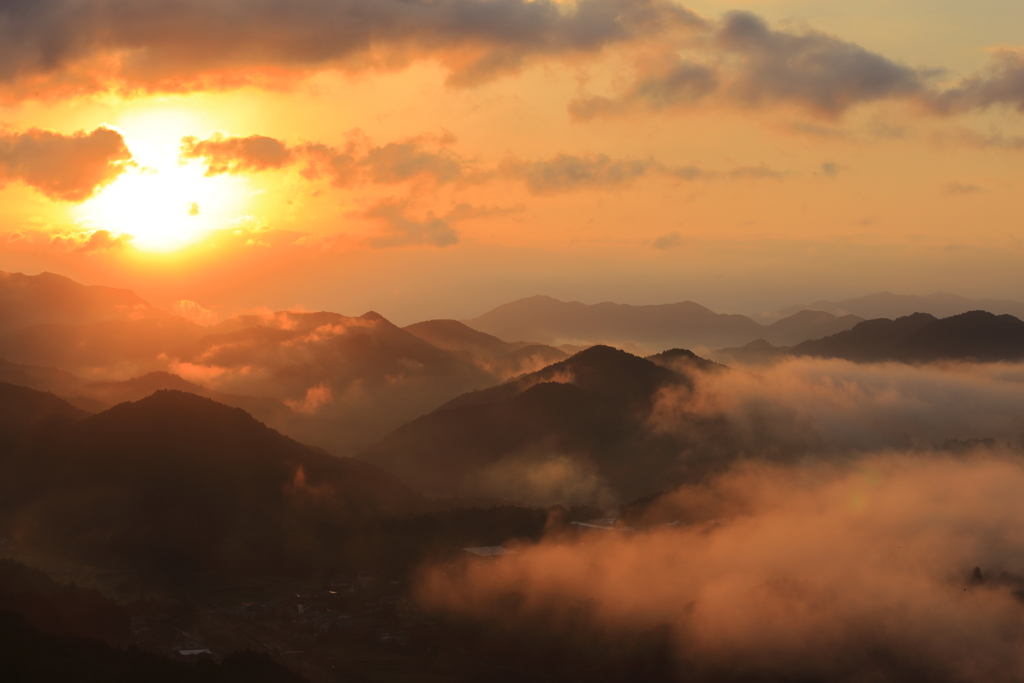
[0,611,306,683]
[0,389,424,575]
[361,346,728,505]
[0,385,594,579]
[0,557,308,683]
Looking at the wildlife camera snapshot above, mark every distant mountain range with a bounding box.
[462,295,864,349]
[775,291,1024,321]
[716,311,1024,364]
[0,271,167,334]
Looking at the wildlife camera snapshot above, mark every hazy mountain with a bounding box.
[777,291,1024,321]
[0,271,167,335]
[0,389,425,575]
[170,311,498,454]
[80,371,288,420]
[403,318,568,379]
[793,311,1024,362]
[361,346,727,505]
[0,359,86,397]
[710,338,787,366]
[0,305,504,455]
[0,317,207,377]
[761,309,865,345]
[463,295,763,348]
[463,295,862,349]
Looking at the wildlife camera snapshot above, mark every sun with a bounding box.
[75,111,250,252]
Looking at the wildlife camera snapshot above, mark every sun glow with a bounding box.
[76,111,251,252]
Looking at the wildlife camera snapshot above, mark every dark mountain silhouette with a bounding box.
[793,311,1024,362]
[0,389,425,575]
[776,291,1024,321]
[463,295,861,349]
[647,348,726,373]
[716,311,1024,365]
[403,318,569,379]
[0,381,88,448]
[361,346,725,505]
[792,313,937,361]
[0,271,168,335]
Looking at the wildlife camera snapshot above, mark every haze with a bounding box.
[3,2,1024,682]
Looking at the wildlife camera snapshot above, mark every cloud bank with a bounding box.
[420,453,1024,681]
[0,126,132,201]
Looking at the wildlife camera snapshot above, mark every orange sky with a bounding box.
[1,0,1023,324]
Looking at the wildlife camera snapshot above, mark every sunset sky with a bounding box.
[1,0,1022,324]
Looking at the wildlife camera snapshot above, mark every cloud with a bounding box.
[0,127,132,201]
[931,126,1024,151]
[819,161,842,177]
[419,453,1024,682]
[364,200,460,248]
[499,153,662,194]
[568,12,1024,122]
[179,133,293,175]
[650,358,1024,467]
[173,299,218,325]
[179,130,780,195]
[930,47,1024,114]
[285,383,333,414]
[181,130,477,188]
[943,182,984,195]
[47,228,131,252]
[652,231,683,250]
[0,0,703,95]
[571,11,927,120]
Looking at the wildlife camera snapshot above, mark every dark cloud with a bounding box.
[943,182,984,196]
[499,153,659,194]
[931,126,1024,151]
[930,48,1024,114]
[652,231,683,250]
[365,200,459,248]
[569,59,719,119]
[714,11,925,116]
[572,11,927,120]
[0,0,702,94]
[0,126,132,201]
[179,133,293,175]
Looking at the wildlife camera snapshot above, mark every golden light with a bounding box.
[75,110,252,252]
